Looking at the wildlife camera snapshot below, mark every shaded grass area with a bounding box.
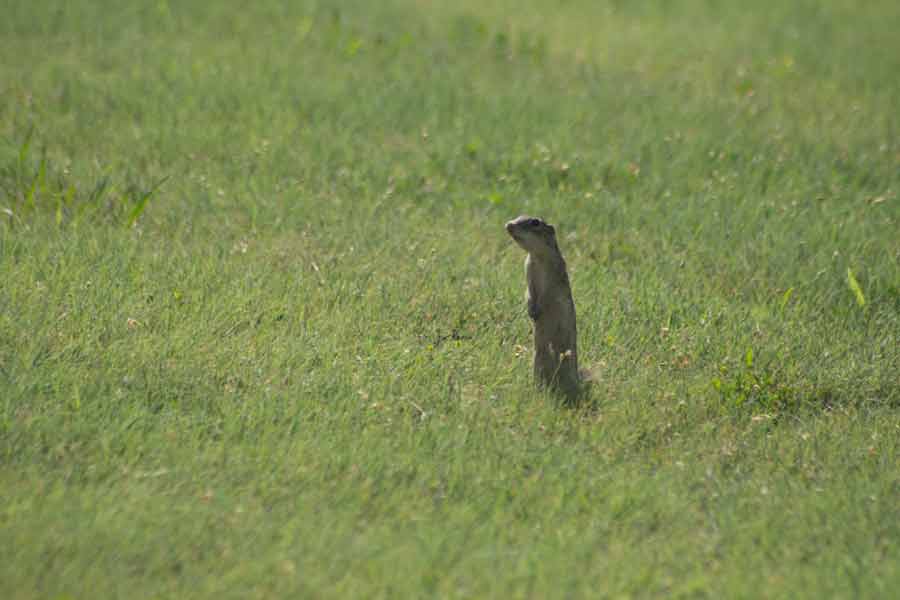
[1,0,899,597]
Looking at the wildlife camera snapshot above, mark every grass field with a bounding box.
[2,0,899,597]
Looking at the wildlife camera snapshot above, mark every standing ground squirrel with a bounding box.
[505,215,582,402]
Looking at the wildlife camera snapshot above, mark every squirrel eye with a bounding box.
[528,218,541,227]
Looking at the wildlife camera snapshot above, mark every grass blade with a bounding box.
[846,267,866,308]
[127,175,169,227]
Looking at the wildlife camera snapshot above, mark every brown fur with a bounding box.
[505,215,581,401]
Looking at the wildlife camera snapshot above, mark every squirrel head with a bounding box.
[505,215,560,260]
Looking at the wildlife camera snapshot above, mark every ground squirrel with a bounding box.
[505,215,582,402]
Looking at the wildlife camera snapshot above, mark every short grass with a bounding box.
[2,0,899,597]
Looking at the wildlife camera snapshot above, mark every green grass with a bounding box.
[2,0,899,597]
